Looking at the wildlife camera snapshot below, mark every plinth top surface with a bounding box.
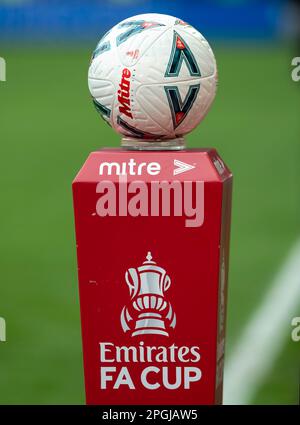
[73,148,232,183]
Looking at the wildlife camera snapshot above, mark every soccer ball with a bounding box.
[88,13,217,140]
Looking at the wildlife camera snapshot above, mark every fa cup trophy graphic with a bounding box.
[121,252,176,337]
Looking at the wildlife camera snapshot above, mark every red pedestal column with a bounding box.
[72,148,232,405]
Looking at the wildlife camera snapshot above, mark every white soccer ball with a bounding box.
[88,13,217,140]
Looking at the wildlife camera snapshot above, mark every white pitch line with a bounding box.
[223,239,300,405]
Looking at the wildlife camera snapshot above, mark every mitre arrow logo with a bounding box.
[173,159,195,175]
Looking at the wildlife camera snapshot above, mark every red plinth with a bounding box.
[72,148,232,405]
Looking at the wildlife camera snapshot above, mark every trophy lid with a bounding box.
[138,251,168,276]
[143,251,156,265]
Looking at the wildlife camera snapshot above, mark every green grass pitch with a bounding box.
[0,45,299,404]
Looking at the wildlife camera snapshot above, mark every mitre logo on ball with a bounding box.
[120,252,176,337]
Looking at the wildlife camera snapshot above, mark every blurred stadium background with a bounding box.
[0,0,299,404]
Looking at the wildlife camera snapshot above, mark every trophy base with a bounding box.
[121,137,186,151]
[133,314,169,337]
[132,329,169,337]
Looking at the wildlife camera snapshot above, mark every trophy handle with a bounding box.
[120,306,133,333]
[163,274,171,292]
[125,268,139,299]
